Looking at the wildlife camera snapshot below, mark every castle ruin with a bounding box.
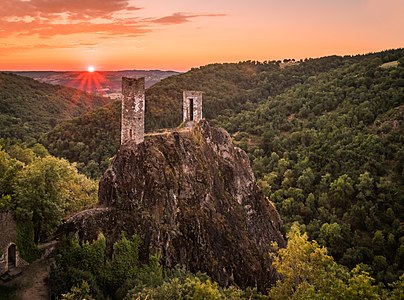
[121,77,203,144]
[121,77,145,144]
[183,91,203,126]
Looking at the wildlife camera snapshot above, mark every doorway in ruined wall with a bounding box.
[8,244,16,269]
[189,98,194,121]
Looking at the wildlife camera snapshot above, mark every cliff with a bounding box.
[63,120,285,290]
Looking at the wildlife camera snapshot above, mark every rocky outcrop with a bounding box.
[64,120,285,290]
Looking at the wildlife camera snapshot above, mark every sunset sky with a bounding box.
[1,0,403,71]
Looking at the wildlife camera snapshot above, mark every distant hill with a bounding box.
[0,72,109,140]
[12,70,180,98]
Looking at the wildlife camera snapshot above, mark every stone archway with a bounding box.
[7,244,16,269]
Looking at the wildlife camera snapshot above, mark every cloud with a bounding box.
[0,19,150,38]
[0,41,104,55]
[0,0,140,19]
[75,42,99,47]
[0,43,79,54]
[0,0,146,38]
[152,12,226,25]
[0,1,226,38]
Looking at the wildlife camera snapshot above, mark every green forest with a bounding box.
[48,226,404,299]
[0,73,108,141]
[0,48,403,299]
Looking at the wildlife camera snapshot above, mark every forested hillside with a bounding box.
[41,101,121,178]
[41,48,404,284]
[0,73,109,140]
[229,55,404,284]
[41,53,369,177]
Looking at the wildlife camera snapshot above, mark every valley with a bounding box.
[11,70,180,99]
[1,48,403,299]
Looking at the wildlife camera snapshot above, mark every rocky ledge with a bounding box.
[63,120,285,291]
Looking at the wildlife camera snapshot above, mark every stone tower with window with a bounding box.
[183,91,203,126]
[121,77,145,144]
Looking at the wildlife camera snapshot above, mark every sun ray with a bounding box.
[58,68,108,116]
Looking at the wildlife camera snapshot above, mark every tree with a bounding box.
[356,172,374,200]
[61,281,95,300]
[0,148,23,196]
[346,266,381,300]
[269,224,346,299]
[296,167,315,191]
[269,225,383,300]
[318,222,345,258]
[329,174,354,209]
[386,274,404,300]
[14,156,97,242]
[124,274,246,300]
[372,231,385,255]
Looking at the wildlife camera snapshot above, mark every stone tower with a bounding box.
[121,77,145,144]
[183,91,203,126]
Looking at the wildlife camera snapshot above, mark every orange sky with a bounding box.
[0,0,403,71]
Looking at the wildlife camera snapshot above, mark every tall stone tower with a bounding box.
[183,91,203,126]
[121,77,145,144]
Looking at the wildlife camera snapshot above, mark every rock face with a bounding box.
[64,120,285,290]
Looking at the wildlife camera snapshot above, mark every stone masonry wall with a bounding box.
[0,212,18,275]
[121,77,145,144]
[183,91,203,126]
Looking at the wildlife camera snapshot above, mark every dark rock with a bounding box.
[64,120,285,290]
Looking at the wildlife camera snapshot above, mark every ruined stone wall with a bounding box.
[0,212,18,274]
[121,77,145,144]
[183,91,203,126]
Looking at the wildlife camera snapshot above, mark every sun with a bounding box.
[74,67,106,94]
